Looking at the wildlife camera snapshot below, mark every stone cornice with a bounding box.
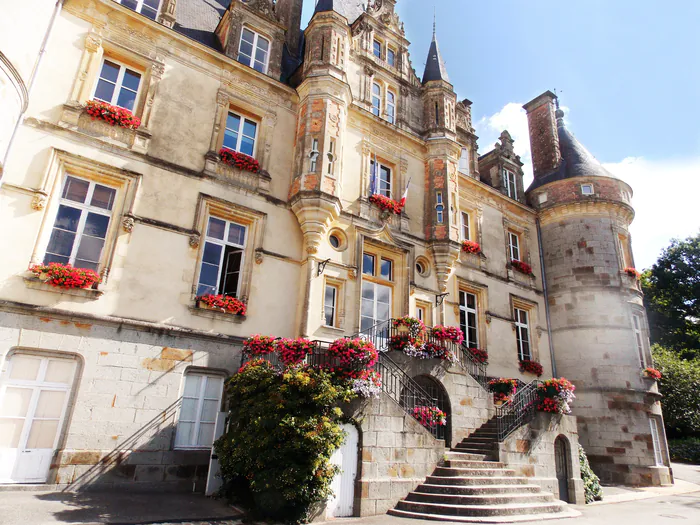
[538,199,635,226]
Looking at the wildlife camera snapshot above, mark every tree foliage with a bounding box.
[578,445,603,503]
[652,345,700,438]
[641,234,700,358]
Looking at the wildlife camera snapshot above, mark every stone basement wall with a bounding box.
[498,413,585,504]
[344,393,446,517]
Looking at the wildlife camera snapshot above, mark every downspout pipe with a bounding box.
[537,218,557,377]
[0,0,64,188]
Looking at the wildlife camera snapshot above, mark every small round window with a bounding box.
[415,257,430,277]
[329,235,340,249]
[328,229,347,252]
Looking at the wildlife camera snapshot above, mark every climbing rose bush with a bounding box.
[219,148,260,173]
[431,325,464,344]
[537,377,576,414]
[30,263,100,289]
[85,100,141,129]
[197,294,247,316]
[519,359,544,376]
[242,334,276,356]
[412,406,447,427]
[461,240,482,254]
[369,193,402,215]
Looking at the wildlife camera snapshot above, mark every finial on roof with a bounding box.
[422,11,450,83]
[433,7,436,39]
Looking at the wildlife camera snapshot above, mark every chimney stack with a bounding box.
[523,91,561,178]
[275,0,303,57]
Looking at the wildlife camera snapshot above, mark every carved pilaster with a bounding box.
[139,58,165,130]
[72,33,103,103]
[208,89,229,153]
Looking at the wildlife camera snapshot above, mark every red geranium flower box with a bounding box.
[624,267,641,279]
[643,367,662,380]
[461,240,482,254]
[519,359,544,377]
[467,347,489,364]
[276,338,315,366]
[219,148,260,174]
[30,263,100,289]
[243,334,276,356]
[431,325,464,344]
[369,193,402,215]
[196,294,247,316]
[510,260,533,275]
[85,100,141,130]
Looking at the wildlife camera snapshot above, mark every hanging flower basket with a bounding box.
[276,338,315,365]
[393,316,426,337]
[197,294,247,316]
[412,406,447,427]
[242,334,276,356]
[467,347,489,364]
[29,263,100,289]
[510,260,533,275]
[461,240,482,254]
[519,359,544,377]
[642,367,662,380]
[489,378,518,405]
[327,338,378,370]
[85,100,141,130]
[537,377,576,414]
[219,148,260,174]
[369,193,402,215]
[431,325,464,345]
[624,267,641,279]
[346,369,382,398]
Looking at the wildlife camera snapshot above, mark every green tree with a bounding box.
[641,234,700,358]
[652,345,700,438]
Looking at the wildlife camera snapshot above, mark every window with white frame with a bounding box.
[416,305,425,323]
[386,90,396,124]
[237,28,270,74]
[581,184,594,195]
[327,139,336,175]
[44,175,117,272]
[461,212,471,241]
[116,0,160,20]
[310,138,319,172]
[223,112,257,157]
[324,283,338,327]
[175,373,224,449]
[514,307,531,361]
[93,59,142,112]
[373,39,382,59]
[459,291,479,348]
[196,217,247,298]
[508,232,520,261]
[371,160,392,198]
[387,48,396,67]
[372,83,382,117]
[436,192,444,223]
[504,169,517,199]
[458,147,470,174]
[632,313,647,367]
[649,416,665,466]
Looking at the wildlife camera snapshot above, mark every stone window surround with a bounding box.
[453,278,489,351]
[510,295,540,364]
[629,305,651,369]
[360,142,406,202]
[189,194,267,306]
[322,276,346,331]
[415,299,433,326]
[28,149,141,286]
[503,217,531,267]
[237,25,272,75]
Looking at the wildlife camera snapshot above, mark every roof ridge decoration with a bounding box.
[242,0,279,22]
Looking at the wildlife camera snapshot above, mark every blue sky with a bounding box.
[301,1,700,268]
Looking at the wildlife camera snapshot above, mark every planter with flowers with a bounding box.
[519,359,544,377]
[461,240,482,255]
[412,406,447,427]
[276,338,315,366]
[327,338,379,371]
[393,316,426,338]
[85,100,141,130]
[219,148,260,174]
[489,378,518,406]
[346,369,382,399]
[537,377,576,415]
[642,367,662,381]
[196,294,247,316]
[467,347,489,364]
[29,263,100,290]
[431,325,464,345]
[369,193,402,216]
[243,334,276,357]
[510,260,534,276]
[624,267,641,279]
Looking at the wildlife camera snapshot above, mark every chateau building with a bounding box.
[0,0,671,519]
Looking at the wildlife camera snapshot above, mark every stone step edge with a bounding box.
[409,491,557,501]
[427,476,531,483]
[397,500,567,511]
[419,483,545,493]
[387,507,581,523]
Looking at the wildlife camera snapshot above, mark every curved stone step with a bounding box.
[433,466,516,477]
[405,491,557,506]
[426,476,530,486]
[445,452,489,461]
[395,500,567,517]
[387,507,581,523]
[444,460,504,469]
[454,444,495,453]
[417,483,543,495]
[463,437,497,444]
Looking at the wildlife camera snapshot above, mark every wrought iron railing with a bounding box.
[457,343,489,390]
[495,379,540,441]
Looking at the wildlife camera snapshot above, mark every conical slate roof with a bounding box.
[527,109,619,192]
[422,34,449,84]
[313,0,365,23]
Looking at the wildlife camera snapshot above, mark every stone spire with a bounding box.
[422,18,450,84]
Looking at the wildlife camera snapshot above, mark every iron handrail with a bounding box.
[495,379,540,441]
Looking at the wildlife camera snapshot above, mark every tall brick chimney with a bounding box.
[523,91,561,178]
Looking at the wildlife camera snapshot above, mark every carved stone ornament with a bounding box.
[151,61,166,80]
[242,0,278,21]
[255,250,264,264]
[31,193,48,211]
[364,65,375,77]
[352,20,369,37]
[189,233,201,248]
[348,268,358,280]
[367,0,383,14]
[216,90,229,107]
[121,215,135,233]
[486,313,492,324]
[85,34,102,53]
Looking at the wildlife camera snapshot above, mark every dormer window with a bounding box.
[387,48,396,67]
[116,0,160,20]
[373,39,382,59]
[503,169,517,199]
[458,148,470,175]
[238,28,270,74]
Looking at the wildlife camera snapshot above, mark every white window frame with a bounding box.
[92,57,143,112]
[508,232,520,261]
[514,307,531,361]
[372,83,382,117]
[387,47,396,67]
[416,305,425,323]
[237,27,270,74]
[310,138,319,172]
[44,175,117,272]
[373,39,382,59]
[581,183,594,195]
[632,313,647,367]
[324,283,338,327]
[222,111,258,157]
[458,148,470,174]
[436,192,444,224]
[504,169,517,199]
[461,212,471,241]
[371,160,392,198]
[196,217,247,298]
[386,90,396,124]
[459,291,479,348]
[175,373,224,450]
[327,138,336,175]
[115,0,160,19]
[649,416,665,466]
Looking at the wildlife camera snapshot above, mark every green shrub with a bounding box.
[652,345,700,438]
[579,445,603,503]
[214,360,354,524]
[669,438,700,464]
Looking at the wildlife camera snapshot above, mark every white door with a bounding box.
[205,411,227,496]
[0,355,76,483]
[327,424,359,518]
[360,282,392,349]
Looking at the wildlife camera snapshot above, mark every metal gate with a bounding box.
[412,375,451,447]
[554,436,570,502]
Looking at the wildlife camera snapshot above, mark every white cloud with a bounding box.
[475,103,700,271]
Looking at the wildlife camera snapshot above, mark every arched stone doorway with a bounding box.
[554,435,570,502]
[412,375,452,447]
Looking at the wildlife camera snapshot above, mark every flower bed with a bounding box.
[467,347,489,364]
[30,263,100,289]
[412,406,447,427]
[510,260,533,275]
[369,193,402,215]
[431,325,464,344]
[277,338,315,365]
[327,338,378,369]
[461,240,482,254]
[197,294,247,316]
[219,148,260,173]
[243,334,276,356]
[85,100,141,130]
[489,378,518,405]
[537,377,576,414]
[519,359,544,377]
[393,316,426,338]
[624,267,641,279]
[643,367,662,380]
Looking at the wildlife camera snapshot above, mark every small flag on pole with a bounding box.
[399,176,411,208]
[369,153,378,195]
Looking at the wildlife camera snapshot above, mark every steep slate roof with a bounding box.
[422,33,449,84]
[173,0,231,50]
[314,0,366,24]
[527,110,620,192]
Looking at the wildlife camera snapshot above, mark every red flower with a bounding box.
[85,100,141,130]
[197,294,247,315]
[467,347,488,364]
[276,338,315,365]
[519,359,544,377]
[327,338,378,370]
[412,406,447,427]
[431,325,464,344]
[30,263,100,289]
[643,367,662,380]
[461,240,482,254]
[624,267,641,279]
[510,260,533,275]
[219,148,260,174]
[369,194,402,215]
[489,378,519,397]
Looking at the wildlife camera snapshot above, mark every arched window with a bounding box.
[372,83,382,117]
[386,90,396,124]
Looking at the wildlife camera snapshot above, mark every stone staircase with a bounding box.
[389,420,579,523]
